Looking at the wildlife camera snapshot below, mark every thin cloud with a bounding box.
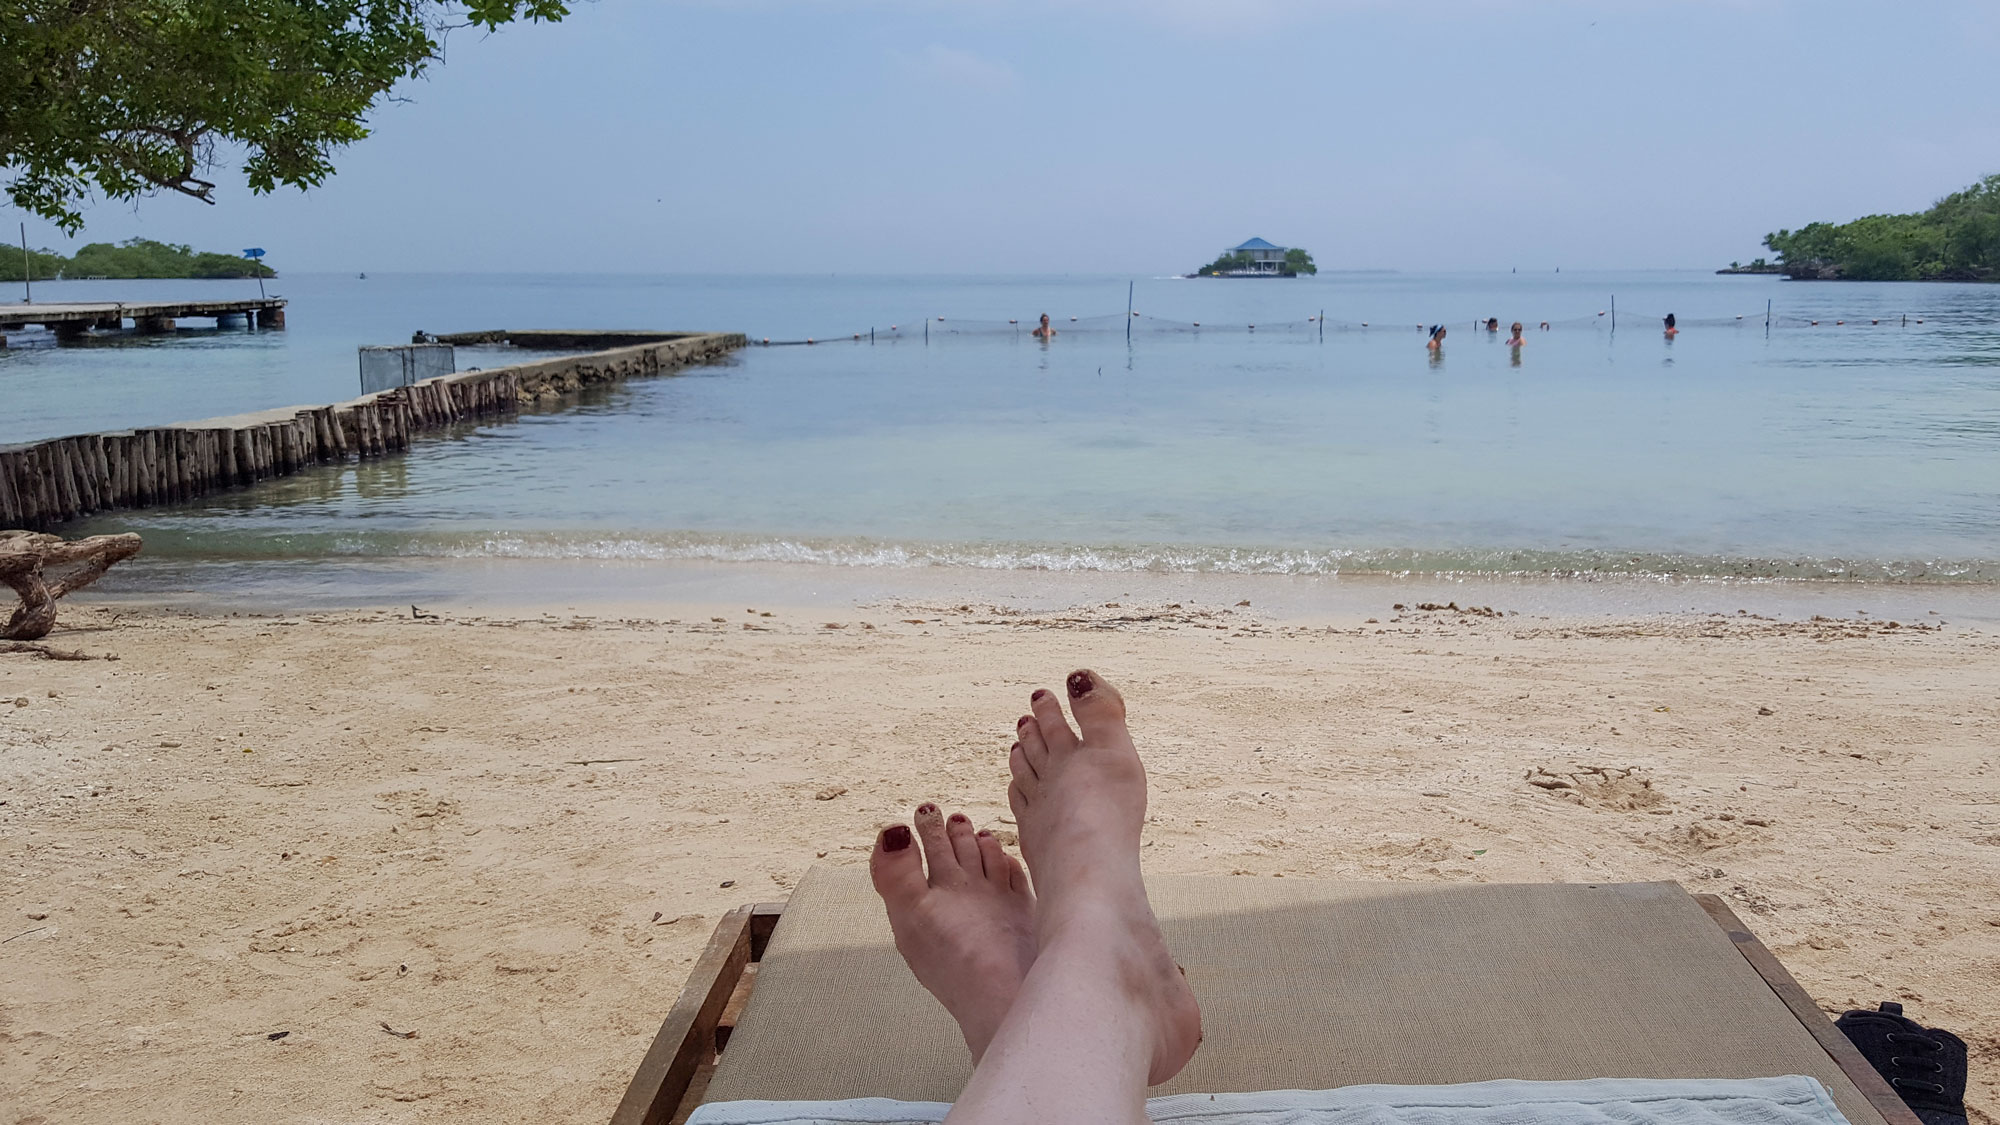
[899,43,1020,91]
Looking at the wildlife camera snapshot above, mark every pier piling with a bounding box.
[1,331,744,530]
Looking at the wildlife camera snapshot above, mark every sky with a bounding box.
[23,0,2000,275]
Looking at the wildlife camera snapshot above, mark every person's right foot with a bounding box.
[1009,669,1202,1086]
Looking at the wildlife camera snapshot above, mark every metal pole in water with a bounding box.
[1319,309,1325,341]
[1610,294,1615,331]
[870,327,875,344]
[19,223,31,304]
[925,318,929,345]
[1767,299,1772,329]
[1126,280,1134,343]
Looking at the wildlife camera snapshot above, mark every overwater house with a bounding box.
[1222,237,1289,274]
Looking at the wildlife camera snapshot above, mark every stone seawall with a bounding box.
[0,332,745,530]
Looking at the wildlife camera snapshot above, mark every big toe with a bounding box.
[869,823,925,905]
[1065,668,1129,741]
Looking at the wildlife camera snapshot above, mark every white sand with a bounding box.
[2,593,1996,1122]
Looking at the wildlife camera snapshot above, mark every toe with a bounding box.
[976,829,1028,893]
[913,803,963,886]
[869,823,925,905]
[946,812,983,872]
[1017,713,1050,775]
[1029,687,1080,753]
[1008,741,1038,792]
[1065,668,1128,742]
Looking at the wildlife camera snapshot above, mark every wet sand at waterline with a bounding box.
[3,591,1998,1123]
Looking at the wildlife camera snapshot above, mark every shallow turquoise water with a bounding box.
[11,271,2000,581]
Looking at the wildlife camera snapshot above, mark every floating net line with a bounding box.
[748,305,1949,346]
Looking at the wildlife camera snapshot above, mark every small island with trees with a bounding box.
[1,238,276,283]
[1191,237,1318,278]
[1751,173,2000,281]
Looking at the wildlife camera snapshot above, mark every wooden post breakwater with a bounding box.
[1,331,745,530]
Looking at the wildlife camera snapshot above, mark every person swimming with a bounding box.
[1506,322,1525,347]
[1539,321,1551,331]
[1426,325,1447,351]
[1485,317,1500,333]
[1664,313,1678,339]
[1032,313,1056,339]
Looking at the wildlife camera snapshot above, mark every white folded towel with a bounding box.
[687,1075,1853,1125]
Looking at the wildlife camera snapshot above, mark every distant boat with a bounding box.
[358,272,367,280]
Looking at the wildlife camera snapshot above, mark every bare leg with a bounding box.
[871,803,1037,1061]
[945,669,1201,1125]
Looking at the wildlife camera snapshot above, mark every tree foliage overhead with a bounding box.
[1764,174,2000,281]
[0,237,275,282]
[0,1,567,233]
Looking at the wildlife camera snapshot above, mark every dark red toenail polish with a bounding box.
[1017,716,1031,728]
[1067,670,1095,698]
[1031,689,1049,702]
[882,825,911,851]
[916,802,938,816]
[949,813,968,824]
[977,829,992,838]
[1010,743,1021,753]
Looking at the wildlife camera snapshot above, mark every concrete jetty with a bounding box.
[0,331,744,530]
[0,298,289,343]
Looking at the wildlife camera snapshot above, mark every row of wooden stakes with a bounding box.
[0,370,524,531]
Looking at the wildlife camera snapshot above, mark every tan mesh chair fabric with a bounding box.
[704,868,1886,1125]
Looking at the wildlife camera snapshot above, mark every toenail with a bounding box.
[1067,670,1095,698]
[1010,742,1021,753]
[977,829,992,838]
[916,803,938,816]
[948,812,968,824]
[1031,689,1049,702]
[1017,716,1031,728]
[882,825,912,851]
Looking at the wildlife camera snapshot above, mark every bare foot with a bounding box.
[1009,669,1202,1085]
[870,803,1037,1061]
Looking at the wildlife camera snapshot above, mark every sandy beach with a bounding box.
[3,587,1997,1123]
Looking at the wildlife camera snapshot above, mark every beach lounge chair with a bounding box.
[610,869,1919,1125]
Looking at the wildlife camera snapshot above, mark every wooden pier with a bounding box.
[0,298,287,343]
[0,331,745,530]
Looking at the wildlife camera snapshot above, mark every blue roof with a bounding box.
[1231,237,1282,251]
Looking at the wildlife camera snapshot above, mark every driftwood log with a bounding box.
[1,531,142,640]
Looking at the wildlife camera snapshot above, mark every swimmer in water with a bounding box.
[1539,321,1551,331]
[1485,317,1500,333]
[1426,325,1447,352]
[1664,313,1678,339]
[1031,313,1056,339]
[1506,322,1525,347]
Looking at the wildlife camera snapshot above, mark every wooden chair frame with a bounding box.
[609,895,1920,1125]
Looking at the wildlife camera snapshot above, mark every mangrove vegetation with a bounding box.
[1763,174,2000,281]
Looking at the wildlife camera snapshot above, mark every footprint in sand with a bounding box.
[1524,765,1669,811]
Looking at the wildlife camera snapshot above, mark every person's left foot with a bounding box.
[870,803,1038,1061]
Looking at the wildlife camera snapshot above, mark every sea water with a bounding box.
[7,271,1999,585]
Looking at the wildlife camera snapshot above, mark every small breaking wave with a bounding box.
[108,527,2000,584]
